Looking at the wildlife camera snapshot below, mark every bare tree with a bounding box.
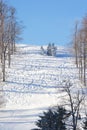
[73,21,79,68]
[72,16,87,86]
[0,0,23,81]
[61,80,84,130]
[81,16,87,86]
[0,0,8,81]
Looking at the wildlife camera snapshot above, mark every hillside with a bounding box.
[0,44,84,130]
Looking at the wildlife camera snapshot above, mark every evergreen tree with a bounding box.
[47,43,52,56]
[47,43,57,56]
[51,43,57,56]
[35,106,67,130]
[54,107,67,130]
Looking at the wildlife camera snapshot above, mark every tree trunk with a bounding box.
[2,51,5,81]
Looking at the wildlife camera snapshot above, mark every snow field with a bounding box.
[0,44,82,130]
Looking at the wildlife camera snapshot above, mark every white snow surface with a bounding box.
[0,44,85,130]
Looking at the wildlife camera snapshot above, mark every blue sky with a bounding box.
[8,0,87,46]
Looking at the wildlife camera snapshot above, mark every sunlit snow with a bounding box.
[0,44,85,130]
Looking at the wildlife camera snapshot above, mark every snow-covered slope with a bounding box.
[0,44,80,130]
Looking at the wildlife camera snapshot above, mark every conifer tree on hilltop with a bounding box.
[40,43,57,56]
[47,43,57,56]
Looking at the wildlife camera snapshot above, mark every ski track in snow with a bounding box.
[0,44,81,130]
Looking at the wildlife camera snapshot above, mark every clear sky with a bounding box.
[8,0,87,46]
